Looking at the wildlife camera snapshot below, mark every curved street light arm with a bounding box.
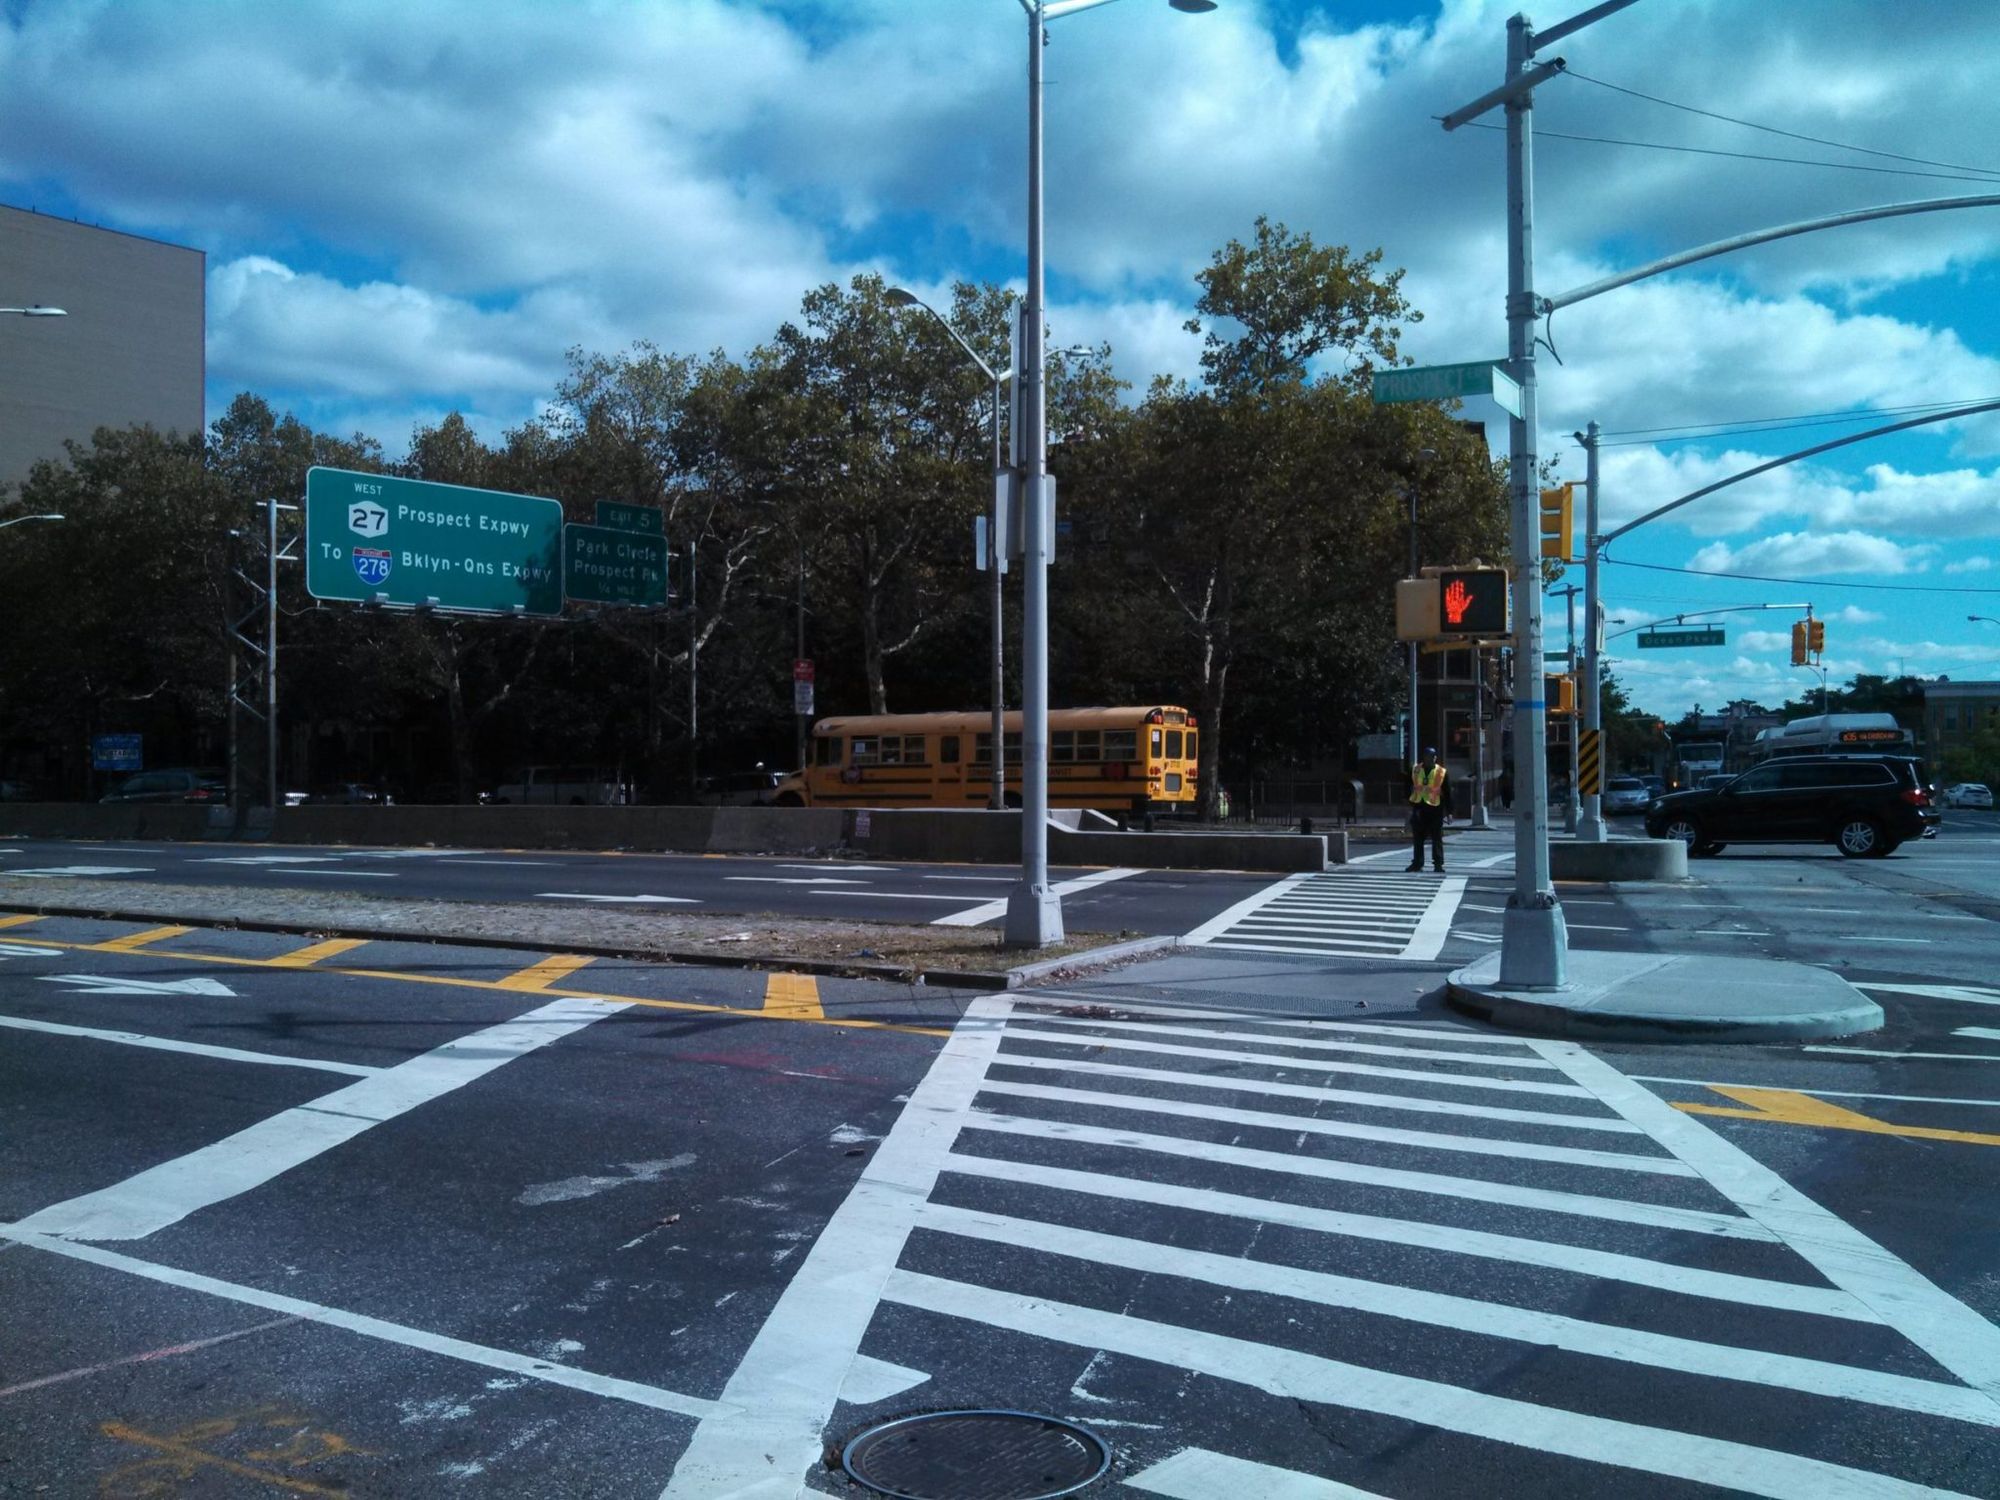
[1547,195,2000,314]
[1600,396,2000,548]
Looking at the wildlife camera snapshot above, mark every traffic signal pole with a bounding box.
[1577,421,1605,842]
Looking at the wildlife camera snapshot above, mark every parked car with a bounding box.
[698,768,788,807]
[303,783,393,805]
[1640,774,1666,799]
[100,768,227,804]
[1943,782,1994,809]
[492,766,629,805]
[1645,754,1938,858]
[1603,776,1652,815]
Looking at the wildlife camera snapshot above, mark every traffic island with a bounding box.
[1548,837,1687,881]
[1446,950,1883,1043]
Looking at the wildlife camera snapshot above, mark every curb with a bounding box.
[0,900,1158,993]
[1444,972,1884,1045]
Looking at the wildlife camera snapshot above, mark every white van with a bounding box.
[492,766,630,806]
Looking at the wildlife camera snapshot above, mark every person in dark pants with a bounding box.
[1407,746,1449,872]
[1499,767,1514,810]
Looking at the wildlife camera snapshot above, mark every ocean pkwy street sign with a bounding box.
[305,467,563,615]
[564,523,670,607]
[1371,360,1522,418]
[1637,628,1726,648]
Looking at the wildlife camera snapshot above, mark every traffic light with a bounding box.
[1438,568,1509,635]
[1543,674,1576,717]
[1790,621,1808,666]
[1807,619,1825,656]
[1539,484,1574,561]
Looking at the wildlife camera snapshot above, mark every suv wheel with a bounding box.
[1836,816,1884,858]
[1659,814,1702,848]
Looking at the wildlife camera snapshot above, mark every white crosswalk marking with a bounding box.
[1182,869,1467,959]
[671,995,2000,1499]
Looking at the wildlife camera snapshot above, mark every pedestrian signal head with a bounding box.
[1437,568,1508,635]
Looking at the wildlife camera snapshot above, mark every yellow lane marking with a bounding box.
[762,972,824,1022]
[0,934,948,1038]
[0,913,44,930]
[91,924,193,953]
[1675,1085,2000,1148]
[498,954,597,992]
[266,938,370,969]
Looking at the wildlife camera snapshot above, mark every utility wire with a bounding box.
[1564,69,2000,181]
[1459,121,2000,185]
[1601,397,2000,441]
[1606,556,2000,594]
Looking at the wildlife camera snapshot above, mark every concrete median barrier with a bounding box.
[1550,837,1687,882]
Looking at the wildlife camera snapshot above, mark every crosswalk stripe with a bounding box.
[1126,1447,1384,1499]
[1182,870,1472,960]
[911,1203,1993,1425]
[880,1271,1960,1500]
[997,1027,1591,1096]
[960,1113,1775,1239]
[1014,997,1531,1045]
[983,1052,1639,1132]
[1005,1014,1563,1069]
[968,1081,1693,1174]
[939,1153,1876,1320]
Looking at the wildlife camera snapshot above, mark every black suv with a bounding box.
[1644,755,1938,858]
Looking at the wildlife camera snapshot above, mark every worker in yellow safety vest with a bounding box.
[1406,746,1450,873]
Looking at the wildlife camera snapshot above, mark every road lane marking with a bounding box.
[41,974,234,997]
[726,876,870,886]
[1676,1086,2000,1148]
[12,993,631,1242]
[1802,1048,2000,1062]
[496,954,597,991]
[0,914,45,930]
[777,863,899,873]
[1858,982,2000,1008]
[0,1228,724,1420]
[1015,995,1523,1043]
[819,891,970,902]
[985,1052,1635,1131]
[660,995,1014,1499]
[0,1015,379,1077]
[1178,873,1316,944]
[0,866,151,878]
[1003,1013,1562,1068]
[534,892,697,903]
[88,924,195,956]
[929,866,1144,927]
[1631,1075,2000,1108]
[1958,1027,2000,1042]
[266,938,370,968]
[940,1152,1872,1320]
[913,1202,1996,1425]
[880,1271,1952,1500]
[0,1314,301,1400]
[971,1080,1692,1174]
[761,972,823,1023]
[1535,1042,2000,1408]
[290,870,397,878]
[1127,1448,1384,1499]
[961,1113,1771,1239]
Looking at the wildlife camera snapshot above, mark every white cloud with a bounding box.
[1688,530,1937,576]
[1832,605,1885,623]
[1944,555,1995,574]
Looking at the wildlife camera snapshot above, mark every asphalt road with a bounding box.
[0,836,1282,937]
[3,817,1997,1496]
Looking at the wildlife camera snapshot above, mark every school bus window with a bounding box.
[1150,728,1162,758]
[1186,731,1198,762]
[1052,731,1073,763]
[1105,730,1137,762]
[852,737,877,764]
[941,736,960,765]
[814,737,842,766]
[1165,729,1184,759]
[1074,730,1101,761]
[974,732,1024,763]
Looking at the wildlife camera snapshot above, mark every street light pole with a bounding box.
[885,286,1010,811]
[1004,0,1213,948]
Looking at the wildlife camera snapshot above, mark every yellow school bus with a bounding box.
[774,705,1200,815]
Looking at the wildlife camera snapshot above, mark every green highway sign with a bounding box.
[564,523,670,607]
[305,468,563,615]
[596,499,663,535]
[1371,360,1521,418]
[1636,628,1726,648]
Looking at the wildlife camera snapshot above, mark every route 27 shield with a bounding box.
[352,547,392,587]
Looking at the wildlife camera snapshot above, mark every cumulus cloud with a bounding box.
[1688,530,1938,575]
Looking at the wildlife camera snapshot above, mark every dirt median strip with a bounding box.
[0,879,1160,988]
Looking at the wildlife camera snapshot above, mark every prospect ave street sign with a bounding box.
[1637,628,1727,648]
[1371,360,1523,418]
[564,523,670,607]
[305,467,564,615]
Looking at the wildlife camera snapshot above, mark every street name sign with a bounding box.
[1371,360,1522,418]
[92,733,142,772]
[305,467,563,615]
[564,523,670,607]
[596,500,664,535]
[1636,628,1726,648]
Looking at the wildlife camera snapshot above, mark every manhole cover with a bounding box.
[841,1409,1111,1500]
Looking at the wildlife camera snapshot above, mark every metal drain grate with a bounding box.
[841,1409,1111,1500]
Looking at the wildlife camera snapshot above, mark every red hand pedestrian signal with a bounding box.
[1444,578,1473,626]
[1437,568,1507,635]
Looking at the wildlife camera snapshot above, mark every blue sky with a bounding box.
[3,0,1999,716]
